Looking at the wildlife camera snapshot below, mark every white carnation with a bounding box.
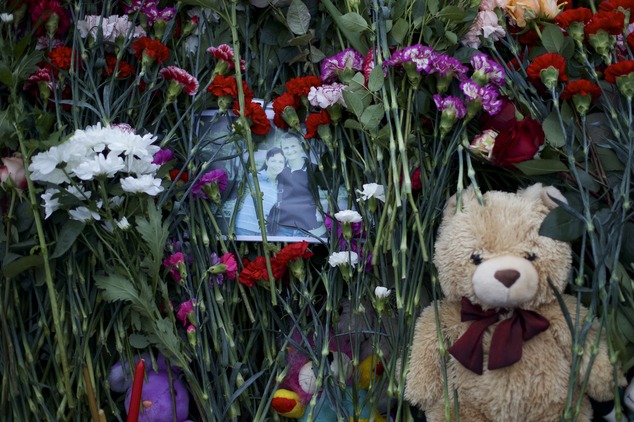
[334,210,363,223]
[374,286,391,298]
[307,83,347,108]
[328,251,359,267]
[356,183,386,202]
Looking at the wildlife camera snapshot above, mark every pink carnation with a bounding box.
[160,66,199,95]
[220,252,238,280]
[207,44,245,71]
[176,299,196,326]
[163,252,185,282]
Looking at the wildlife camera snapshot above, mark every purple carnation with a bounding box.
[152,148,175,165]
[433,94,467,119]
[460,81,503,115]
[125,0,156,14]
[144,6,177,25]
[208,253,223,285]
[320,48,364,83]
[385,44,438,74]
[192,169,228,199]
[470,53,505,86]
[433,55,469,81]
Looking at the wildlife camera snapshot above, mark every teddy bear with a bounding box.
[108,352,191,422]
[404,184,619,421]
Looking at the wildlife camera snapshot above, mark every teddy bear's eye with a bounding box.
[470,253,483,265]
[525,252,537,261]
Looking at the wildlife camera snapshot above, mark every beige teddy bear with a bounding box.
[405,184,618,421]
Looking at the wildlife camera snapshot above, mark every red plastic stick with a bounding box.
[127,359,145,422]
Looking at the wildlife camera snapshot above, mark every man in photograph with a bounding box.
[273,133,326,238]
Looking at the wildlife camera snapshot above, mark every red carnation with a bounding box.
[272,92,300,129]
[238,256,286,287]
[47,46,74,73]
[604,60,634,83]
[599,0,634,22]
[133,37,170,65]
[285,76,322,97]
[584,11,626,36]
[304,109,331,139]
[31,0,70,36]
[628,32,634,51]
[103,56,135,78]
[411,167,422,191]
[526,53,568,86]
[554,7,593,27]
[169,169,189,183]
[233,101,271,135]
[275,241,314,268]
[207,75,254,100]
[561,79,602,100]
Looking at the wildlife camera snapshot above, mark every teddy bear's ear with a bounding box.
[518,183,567,210]
[443,186,477,218]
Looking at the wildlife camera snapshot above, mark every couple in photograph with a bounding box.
[234,133,326,238]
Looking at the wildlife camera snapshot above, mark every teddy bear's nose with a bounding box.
[495,269,520,287]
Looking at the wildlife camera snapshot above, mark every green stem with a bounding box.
[15,124,74,408]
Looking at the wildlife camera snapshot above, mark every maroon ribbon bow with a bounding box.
[448,297,550,375]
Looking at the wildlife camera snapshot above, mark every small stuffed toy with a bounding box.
[270,331,386,422]
[109,353,191,422]
[405,184,619,421]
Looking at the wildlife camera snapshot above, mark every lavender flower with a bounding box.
[320,48,364,83]
[470,53,505,86]
[152,148,175,165]
[385,44,438,74]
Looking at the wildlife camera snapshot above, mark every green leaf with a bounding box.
[438,5,466,21]
[136,199,169,281]
[542,110,565,148]
[95,274,142,304]
[288,33,313,46]
[367,66,384,92]
[360,104,385,130]
[287,0,311,35]
[0,63,12,87]
[595,147,625,172]
[620,223,634,264]
[342,89,365,118]
[129,333,150,349]
[339,12,368,32]
[427,0,439,14]
[51,220,85,259]
[390,18,409,44]
[309,46,326,63]
[445,30,458,44]
[343,119,363,130]
[539,207,584,241]
[541,24,564,53]
[2,255,44,278]
[514,159,568,175]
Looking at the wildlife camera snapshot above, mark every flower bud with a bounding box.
[187,325,197,347]
[317,124,333,150]
[616,73,634,99]
[326,103,342,125]
[153,19,167,40]
[540,66,561,90]
[281,106,301,132]
[45,12,59,37]
[572,94,592,115]
[403,61,421,88]
[211,60,230,79]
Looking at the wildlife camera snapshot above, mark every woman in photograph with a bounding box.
[234,147,285,236]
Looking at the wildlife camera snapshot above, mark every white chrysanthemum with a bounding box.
[69,206,101,222]
[374,286,391,298]
[356,183,386,202]
[307,83,347,108]
[0,13,14,23]
[41,188,60,219]
[124,156,159,175]
[334,210,363,223]
[29,146,69,180]
[120,174,164,196]
[107,130,159,160]
[109,196,125,209]
[72,153,125,180]
[328,251,359,267]
[66,185,92,200]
